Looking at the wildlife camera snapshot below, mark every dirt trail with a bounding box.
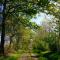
[18,53,38,60]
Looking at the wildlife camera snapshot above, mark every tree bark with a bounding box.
[0,0,6,55]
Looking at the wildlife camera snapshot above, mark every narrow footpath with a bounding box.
[18,53,38,60]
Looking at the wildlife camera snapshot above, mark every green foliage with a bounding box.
[32,27,49,54]
[0,0,60,57]
[49,52,60,60]
[0,55,19,60]
[0,50,22,60]
[43,52,60,60]
[38,52,60,60]
[37,0,49,7]
[44,33,57,51]
[38,57,48,60]
[32,40,49,54]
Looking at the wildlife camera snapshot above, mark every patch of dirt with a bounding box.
[18,53,38,60]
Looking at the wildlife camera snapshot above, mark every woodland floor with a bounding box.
[18,53,38,60]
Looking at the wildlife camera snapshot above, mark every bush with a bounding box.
[38,57,48,60]
[32,40,49,54]
[49,52,60,60]
[43,52,60,60]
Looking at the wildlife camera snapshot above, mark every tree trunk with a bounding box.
[9,34,15,47]
[0,0,6,55]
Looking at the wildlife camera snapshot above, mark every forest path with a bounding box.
[18,53,38,60]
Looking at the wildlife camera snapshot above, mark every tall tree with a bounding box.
[0,0,7,55]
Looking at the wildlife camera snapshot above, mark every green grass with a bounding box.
[0,50,24,60]
[0,53,20,60]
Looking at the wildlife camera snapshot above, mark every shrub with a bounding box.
[32,40,49,54]
[38,57,48,60]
